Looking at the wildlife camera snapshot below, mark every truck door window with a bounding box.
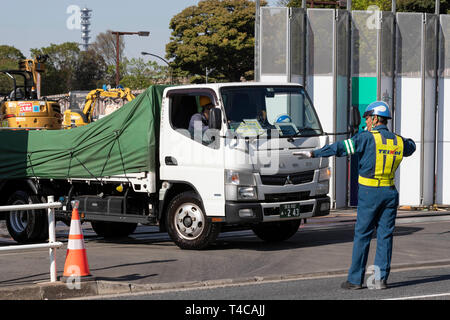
[169,92,219,148]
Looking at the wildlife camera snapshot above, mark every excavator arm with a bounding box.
[64,87,135,129]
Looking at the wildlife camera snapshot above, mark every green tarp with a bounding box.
[0,85,170,179]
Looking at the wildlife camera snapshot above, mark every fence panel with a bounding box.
[260,7,288,82]
[436,15,450,205]
[0,197,63,283]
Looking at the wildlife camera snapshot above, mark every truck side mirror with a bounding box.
[209,108,222,130]
[349,105,361,135]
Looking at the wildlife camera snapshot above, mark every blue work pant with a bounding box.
[347,184,399,285]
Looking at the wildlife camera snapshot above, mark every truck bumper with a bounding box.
[224,196,330,225]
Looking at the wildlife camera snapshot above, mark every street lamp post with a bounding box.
[141,51,172,84]
[111,31,150,87]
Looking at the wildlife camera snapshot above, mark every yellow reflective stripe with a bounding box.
[358,176,395,187]
[373,132,385,177]
[383,138,396,178]
[391,136,404,178]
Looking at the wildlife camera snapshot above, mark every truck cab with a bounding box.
[159,83,331,249]
[0,82,333,250]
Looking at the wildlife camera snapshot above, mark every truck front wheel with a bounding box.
[252,220,301,242]
[6,190,48,243]
[166,191,220,250]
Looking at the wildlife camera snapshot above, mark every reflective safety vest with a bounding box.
[359,130,404,187]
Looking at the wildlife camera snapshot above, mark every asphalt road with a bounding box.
[95,265,450,300]
[1,211,450,302]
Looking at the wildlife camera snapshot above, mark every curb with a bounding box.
[3,259,450,300]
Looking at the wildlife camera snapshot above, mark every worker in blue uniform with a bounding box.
[296,101,416,289]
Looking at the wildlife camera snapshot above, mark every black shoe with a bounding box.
[341,281,363,290]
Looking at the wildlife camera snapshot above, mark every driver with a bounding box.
[188,96,214,136]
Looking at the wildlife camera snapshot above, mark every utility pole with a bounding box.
[110,31,150,87]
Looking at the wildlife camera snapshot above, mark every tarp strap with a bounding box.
[27,153,37,180]
[116,133,131,185]
[75,154,101,182]
[99,131,119,178]
[98,130,131,185]
[67,150,73,178]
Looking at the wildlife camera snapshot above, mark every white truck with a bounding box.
[0,82,349,249]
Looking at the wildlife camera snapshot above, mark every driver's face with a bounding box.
[203,105,214,120]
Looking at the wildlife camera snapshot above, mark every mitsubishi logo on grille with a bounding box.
[285,175,293,185]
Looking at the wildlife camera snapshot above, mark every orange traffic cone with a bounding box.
[62,205,92,280]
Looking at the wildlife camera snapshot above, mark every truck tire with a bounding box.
[6,190,48,243]
[166,191,220,250]
[90,221,137,238]
[252,220,301,242]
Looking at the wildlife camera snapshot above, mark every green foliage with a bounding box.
[397,0,450,13]
[166,0,267,82]
[352,0,392,11]
[0,45,26,95]
[29,43,108,95]
[73,50,107,90]
[284,0,448,12]
[30,42,81,95]
[119,58,169,89]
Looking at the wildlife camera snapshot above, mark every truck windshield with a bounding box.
[220,86,323,138]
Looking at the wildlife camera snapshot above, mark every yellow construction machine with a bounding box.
[0,55,62,130]
[63,87,135,128]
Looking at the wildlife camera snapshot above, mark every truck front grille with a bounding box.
[264,191,310,203]
[260,171,315,186]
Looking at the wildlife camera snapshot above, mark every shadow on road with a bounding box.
[0,259,177,286]
[208,225,423,251]
[389,273,450,289]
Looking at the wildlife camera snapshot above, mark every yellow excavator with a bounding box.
[0,55,62,130]
[63,87,135,128]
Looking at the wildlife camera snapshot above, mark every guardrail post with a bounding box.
[47,196,57,283]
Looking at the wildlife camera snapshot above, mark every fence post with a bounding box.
[47,196,57,282]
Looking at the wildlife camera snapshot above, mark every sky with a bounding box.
[1,0,278,66]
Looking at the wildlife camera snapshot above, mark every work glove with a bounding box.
[293,151,313,158]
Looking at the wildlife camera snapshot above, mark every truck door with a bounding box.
[160,89,225,217]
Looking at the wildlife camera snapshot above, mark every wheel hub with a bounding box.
[9,200,30,233]
[174,203,204,240]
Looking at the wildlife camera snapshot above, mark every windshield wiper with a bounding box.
[284,128,323,138]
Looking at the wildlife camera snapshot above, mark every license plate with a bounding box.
[280,203,301,218]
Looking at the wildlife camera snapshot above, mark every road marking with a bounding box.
[385,292,450,300]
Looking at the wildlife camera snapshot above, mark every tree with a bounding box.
[120,58,169,89]
[30,42,80,95]
[91,30,126,85]
[166,0,267,82]
[0,45,26,95]
[282,0,448,13]
[0,45,25,61]
[72,50,107,90]
[397,0,450,13]
[91,30,125,67]
[352,0,393,10]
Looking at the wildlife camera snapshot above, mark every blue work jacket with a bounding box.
[312,125,416,179]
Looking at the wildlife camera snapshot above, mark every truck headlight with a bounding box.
[316,181,329,195]
[225,170,255,185]
[318,167,331,181]
[237,186,257,200]
[225,170,257,201]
